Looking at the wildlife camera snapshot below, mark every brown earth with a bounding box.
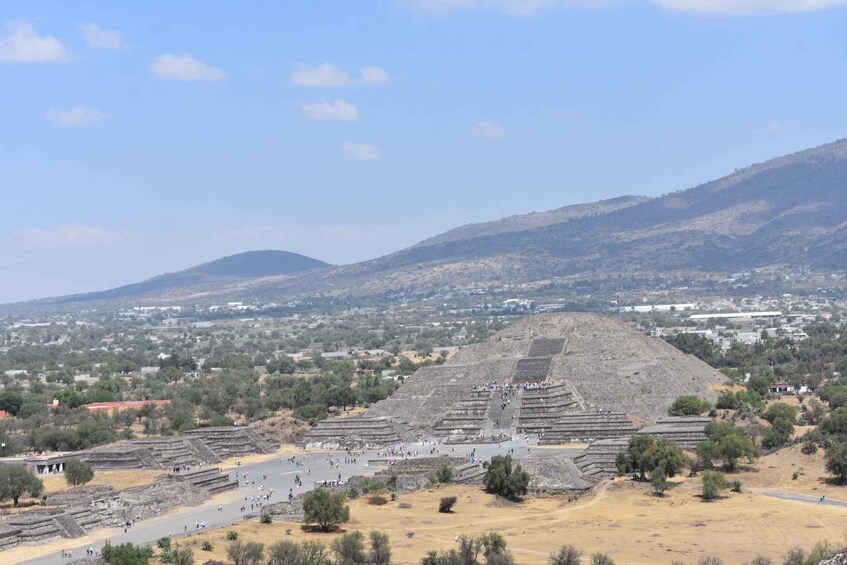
[175,478,846,565]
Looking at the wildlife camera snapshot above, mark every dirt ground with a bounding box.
[40,469,163,495]
[737,443,845,499]
[175,479,846,565]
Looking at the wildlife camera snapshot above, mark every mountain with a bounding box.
[52,250,330,304]
[14,139,847,308]
[256,139,847,299]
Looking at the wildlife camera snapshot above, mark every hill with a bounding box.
[51,250,330,304]
[11,139,847,308]
[280,138,847,299]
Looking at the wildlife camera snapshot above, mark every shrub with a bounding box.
[669,395,711,417]
[801,440,818,455]
[439,496,457,513]
[399,502,412,509]
[157,537,172,551]
[201,541,213,552]
[102,542,151,564]
[390,492,397,501]
[763,403,797,425]
[260,511,273,524]
[331,531,365,565]
[435,466,454,484]
[368,531,392,565]
[64,459,94,487]
[227,540,265,565]
[782,547,805,565]
[303,488,350,532]
[226,531,238,541]
[650,468,675,497]
[549,544,582,565]
[824,440,847,483]
[368,494,389,506]
[697,558,724,565]
[731,480,743,493]
[483,455,530,501]
[591,553,615,565]
[702,470,729,501]
[746,556,773,565]
[617,435,688,480]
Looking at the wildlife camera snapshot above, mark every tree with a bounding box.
[439,496,457,513]
[698,421,758,471]
[668,395,711,417]
[368,531,392,565]
[617,435,688,480]
[303,488,350,532]
[64,459,94,487]
[103,542,151,565]
[301,540,332,565]
[483,455,530,501]
[435,465,454,484]
[268,540,301,565]
[227,540,265,565]
[549,545,582,565]
[763,403,797,425]
[331,531,365,565]
[825,440,847,483]
[650,468,676,497]
[170,545,194,565]
[0,465,44,507]
[701,470,728,501]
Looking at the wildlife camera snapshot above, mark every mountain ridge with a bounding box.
[8,139,847,309]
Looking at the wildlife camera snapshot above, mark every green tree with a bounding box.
[617,435,688,480]
[331,531,365,565]
[0,465,44,507]
[439,496,457,513]
[103,542,151,565]
[368,531,392,565]
[549,545,582,565]
[64,459,94,487]
[763,403,797,425]
[698,421,758,471]
[303,488,350,532]
[825,440,847,483]
[267,540,301,565]
[483,455,530,502]
[650,468,676,497]
[701,470,728,501]
[668,395,711,417]
[227,540,265,565]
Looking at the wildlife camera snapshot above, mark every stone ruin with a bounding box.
[0,426,277,552]
[301,312,723,492]
[0,467,236,551]
[11,426,278,475]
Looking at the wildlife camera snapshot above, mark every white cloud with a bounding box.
[342,142,380,160]
[360,66,391,84]
[291,63,391,87]
[651,0,847,14]
[149,53,225,81]
[13,224,120,248]
[301,99,360,121]
[471,122,506,140]
[46,107,105,126]
[0,21,67,63]
[291,63,354,87]
[79,23,126,49]
[754,120,787,135]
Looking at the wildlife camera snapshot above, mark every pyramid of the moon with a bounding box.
[303,312,725,447]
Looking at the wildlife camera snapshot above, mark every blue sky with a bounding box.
[1,0,846,303]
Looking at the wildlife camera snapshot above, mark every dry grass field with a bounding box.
[175,479,847,565]
[41,469,163,495]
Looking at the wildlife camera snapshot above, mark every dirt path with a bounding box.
[750,488,847,508]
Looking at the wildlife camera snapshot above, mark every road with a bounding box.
[750,488,847,508]
[22,438,562,564]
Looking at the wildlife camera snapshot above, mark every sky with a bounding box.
[1,0,846,303]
